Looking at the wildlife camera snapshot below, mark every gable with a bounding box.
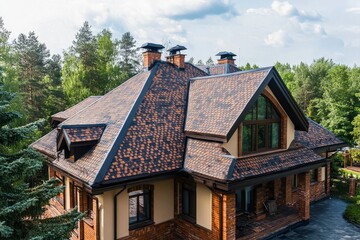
[185,67,308,142]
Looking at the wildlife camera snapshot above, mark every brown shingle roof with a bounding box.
[184,138,235,180]
[63,126,105,144]
[102,62,207,183]
[295,118,344,150]
[32,71,151,184]
[31,129,58,158]
[232,146,324,180]
[51,96,101,121]
[195,64,240,75]
[185,67,271,139]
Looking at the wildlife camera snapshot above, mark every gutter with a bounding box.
[114,186,126,240]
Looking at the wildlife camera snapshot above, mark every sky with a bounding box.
[1,0,360,67]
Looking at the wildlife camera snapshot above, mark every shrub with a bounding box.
[344,204,360,224]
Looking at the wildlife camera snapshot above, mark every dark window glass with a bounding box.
[235,187,253,213]
[242,94,281,154]
[292,174,297,190]
[129,189,151,225]
[310,169,318,183]
[182,184,196,220]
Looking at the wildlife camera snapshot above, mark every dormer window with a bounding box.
[241,94,282,155]
[57,124,106,162]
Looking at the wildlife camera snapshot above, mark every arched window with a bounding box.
[241,95,281,154]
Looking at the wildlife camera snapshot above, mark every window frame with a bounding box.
[292,174,298,191]
[128,186,153,230]
[240,92,285,156]
[181,183,196,223]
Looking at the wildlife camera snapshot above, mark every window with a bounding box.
[292,174,298,190]
[242,95,281,155]
[86,194,93,219]
[182,183,196,221]
[129,189,151,227]
[310,169,318,183]
[70,182,78,208]
[235,187,253,213]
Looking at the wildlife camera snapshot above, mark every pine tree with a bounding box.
[119,32,140,76]
[0,81,83,239]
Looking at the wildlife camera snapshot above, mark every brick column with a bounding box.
[298,172,310,220]
[222,193,236,240]
[285,176,292,205]
[349,178,356,196]
[78,189,84,240]
[255,184,265,215]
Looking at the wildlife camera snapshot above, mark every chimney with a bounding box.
[140,43,165,69]
[216,51,237,65]
[166,45,187,69]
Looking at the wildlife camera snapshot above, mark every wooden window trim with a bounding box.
[239,90,287,156]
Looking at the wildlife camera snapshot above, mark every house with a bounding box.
[31,43,345,240]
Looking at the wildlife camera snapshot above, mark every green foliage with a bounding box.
[351,148,360,163]
[62,22,139,105]
[0,82,83,239]
[206,57,214,66]
[344,203,360,224]
[239,62,259,71]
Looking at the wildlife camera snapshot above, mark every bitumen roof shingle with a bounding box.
[103,62,207,182]
[51,96,101,122]
[185,67,272,139]
[295,118,344,150]
[184,138,235,180]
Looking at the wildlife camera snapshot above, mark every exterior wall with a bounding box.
[310,166,329,202]
[223,129,238,156]
[174,191,221,240]
[154,179,174,224]
[65,177,71,210]
[196,183,212,230]
[286,116,295,148]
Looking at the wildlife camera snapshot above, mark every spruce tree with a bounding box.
[0,81,83,240]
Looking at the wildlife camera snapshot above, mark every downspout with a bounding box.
[209,186,223,240]
[93,197,100,240]
[114,187,126,240]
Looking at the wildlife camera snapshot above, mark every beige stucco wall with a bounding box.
[196,183,212,230]
[223,129,238,156]
[321,167,326,181]
[287,116,295,148]
[65,177,70,210]
[117,189,129,239]
[97,179,174,240]
[154,179,174,224]
[96,190,116,240]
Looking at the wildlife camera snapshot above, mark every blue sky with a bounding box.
[1,0,359,66]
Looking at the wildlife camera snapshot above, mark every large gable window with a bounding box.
[241,95,281,155]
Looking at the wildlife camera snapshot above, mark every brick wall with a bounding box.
[310,167,329,202]
[173,193,221,240]
[118,220,174,240]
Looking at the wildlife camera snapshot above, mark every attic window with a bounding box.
[241,94,281,155]
[57,124,106,162]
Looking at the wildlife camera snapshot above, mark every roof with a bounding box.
[185,67,272,140]
[185,67,309,141]
[196,64,240,76]
[295,118,345,150]
[184,138,235,180]
[102,62,207,184]
[232,145,324,180]
[33,71,151,184]
[140,43,165,51]
[32,56,343,189]
[51,96,101,122]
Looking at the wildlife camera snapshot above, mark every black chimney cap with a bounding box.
[141,43,165,52]
[168,45,187,55]
[216,51,237,59]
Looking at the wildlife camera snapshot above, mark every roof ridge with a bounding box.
[92,64,160,186]
[189,66,273,81]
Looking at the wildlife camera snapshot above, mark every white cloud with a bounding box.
[271,0,322,22]
[246,8,271,15]
[346,7,360,14]
[264,30,289,47]
[271,1,297,17]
